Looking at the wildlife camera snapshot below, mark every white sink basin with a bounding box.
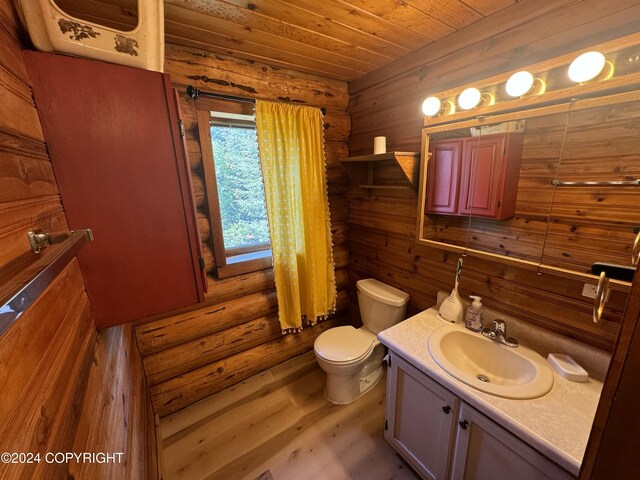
[427,325,554,399]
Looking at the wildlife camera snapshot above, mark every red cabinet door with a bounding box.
[24,52,205,327]
[427,140,462,214]
[459,135,506,218]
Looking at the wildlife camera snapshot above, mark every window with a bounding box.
[196,99,272,278]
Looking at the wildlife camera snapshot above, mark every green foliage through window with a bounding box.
[210,125,270,250]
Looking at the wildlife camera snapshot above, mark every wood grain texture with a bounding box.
[54,0,516,81]
[159,351,419,480]
[422,104,640,273]
[133,40,352,415]
[348,0,640,155]
[150,314,344,417]
[580,269,640,478]
[0,2,158,477]
[346,0,640,350]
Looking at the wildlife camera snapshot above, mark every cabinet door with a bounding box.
[386,353,459,480]
[427,141,462,214]
[459,136,506,218]
[24,51,205,327]
[451,403,574,480]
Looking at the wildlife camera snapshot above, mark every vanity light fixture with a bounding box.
[568,51,612,83]
[421,96,455,116]
[505,71,545,97]
[421,96,441,116]
[458,87,482,110]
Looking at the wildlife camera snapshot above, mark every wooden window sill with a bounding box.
[216,249,273,279]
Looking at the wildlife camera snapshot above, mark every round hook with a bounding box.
[632,230,640,265]
[593,271,609,323]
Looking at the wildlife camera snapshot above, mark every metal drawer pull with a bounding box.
[593,271,609,324]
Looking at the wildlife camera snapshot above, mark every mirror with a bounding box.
[419,106,570,267]
[540,94,640,278]
[420,124,478,249]
[418,90,639,284]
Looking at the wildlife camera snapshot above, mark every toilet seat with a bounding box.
[314,326,378,365]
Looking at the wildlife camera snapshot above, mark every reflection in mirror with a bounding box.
[422,125,478,248]
[466,113,568,263]
[421,109,569,265]
[541,97,640,276]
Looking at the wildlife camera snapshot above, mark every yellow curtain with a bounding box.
[255,100,336,333]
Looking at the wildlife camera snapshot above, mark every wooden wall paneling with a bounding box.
[70,323,159,480]
[150,316,346,417]
[580,269,640,478]
[346,0,640,350]
[144,313,283,386]
[348,0,640,156]
[347,184,624,350]
[137,268,350,387]
[0,1,159,477]
[126,33,352,415]
[136,289,280,356]
[165,43,349,110]
[0,262,94,479]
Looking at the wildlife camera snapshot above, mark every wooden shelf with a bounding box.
[339,151,420,192]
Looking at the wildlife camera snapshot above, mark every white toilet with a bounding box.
[314,278,409,404]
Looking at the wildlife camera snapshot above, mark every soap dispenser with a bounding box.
[465,295,484,332]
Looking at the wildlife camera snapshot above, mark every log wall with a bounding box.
[135,43,352,417]
[347,0,640,351]
[0,1,158,477]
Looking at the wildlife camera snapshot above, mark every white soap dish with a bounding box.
[547,353,589,382]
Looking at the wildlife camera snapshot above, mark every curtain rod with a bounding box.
[186,86,327,116]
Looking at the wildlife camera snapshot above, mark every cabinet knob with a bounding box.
[442,405,451,414]
[459,420,468,430]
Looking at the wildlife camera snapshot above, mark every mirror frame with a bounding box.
[416,33,640,292]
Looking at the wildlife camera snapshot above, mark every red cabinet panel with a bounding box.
[459,136,505,217]
[24,52,205,327]
[426,141,461,214]
[427,133,522,220]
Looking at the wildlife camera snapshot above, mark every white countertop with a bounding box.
[378,306,607,477]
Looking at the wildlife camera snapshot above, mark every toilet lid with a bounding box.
[315,326,376,363]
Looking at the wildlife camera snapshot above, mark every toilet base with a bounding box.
[322,344,385,405]
[324,365,383,405]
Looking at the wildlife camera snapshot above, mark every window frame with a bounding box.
[195,97,272,279]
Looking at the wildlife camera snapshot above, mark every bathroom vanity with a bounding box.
[378,304,608,480]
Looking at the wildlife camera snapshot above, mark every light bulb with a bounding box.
[421,96,441,116]
[506,71,534,97]
[458,88,482,110]
[568,51,606,83]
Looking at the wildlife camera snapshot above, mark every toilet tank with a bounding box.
[357,279,409,334]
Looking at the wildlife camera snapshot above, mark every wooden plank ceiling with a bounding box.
[54,0,517,81]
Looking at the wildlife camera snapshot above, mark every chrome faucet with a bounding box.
[482,319,518,348]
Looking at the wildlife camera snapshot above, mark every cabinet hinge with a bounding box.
[198,256,205,270]
[385,419,388,430]
[177,118,185,137]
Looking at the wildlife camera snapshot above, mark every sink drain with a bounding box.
[476,374,490,383]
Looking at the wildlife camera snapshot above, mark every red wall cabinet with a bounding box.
[426,140,462,214]
[24,51,206,328]
[427,133,523,220]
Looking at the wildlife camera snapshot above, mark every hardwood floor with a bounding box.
[160,351,420,480]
